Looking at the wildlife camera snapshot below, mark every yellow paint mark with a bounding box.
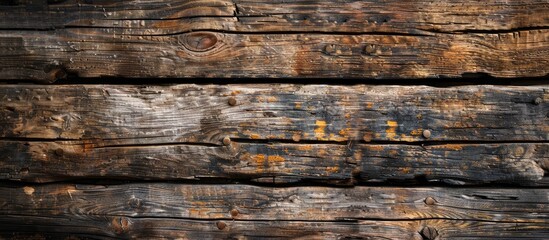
[386,121,398,140]
[326,166,339,173]
[314,120,327,140]
[339,128,351,137]
[231,90,241,96]
[295,102,302,109]
[268,155,285,163]
[410,129,423,136]
[23,186,34,195]
[366,102,373,108]
[298,145,313,151]
[344,113,351,119]
[401,167,411,174]
[267,96,278,103]
[253,154,266,165]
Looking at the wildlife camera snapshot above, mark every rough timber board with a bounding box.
[1,141,547,185]
[1,218,548,239]
[1,84,546,143]
[0,29,547,81]
[0,184,547,238]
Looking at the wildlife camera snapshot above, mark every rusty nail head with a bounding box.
[230,209,239,217]
[420,226,438,240]
[534,97,543,105]
[216,221,226,230]
[424,197,436,205]
[54,148,64,156]
[422,129,431,139]
[222,136,231,146]
[228,97,237,106]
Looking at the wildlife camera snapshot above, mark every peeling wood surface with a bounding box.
[0,0,548,80]
[0,183,547,239]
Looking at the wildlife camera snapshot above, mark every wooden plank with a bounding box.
[1,217,548,239]
[1,84,547,143]
[0,184,546,222]
[0,0,547,33]
[1,141,547,185]
[0,29,548,80]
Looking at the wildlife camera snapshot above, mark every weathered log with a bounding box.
[0,28,547,81]
[1,141,547,185]
[0,183,547,238]
[1,218,548,239]
[1,0,547,33]
[1,84,546,143]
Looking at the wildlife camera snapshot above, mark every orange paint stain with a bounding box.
[314,120,327,140]
[267,96,278,103]
[267,155,285,163]
[386,121,398,140]
[326,166,339,173]
[253,154,266,165]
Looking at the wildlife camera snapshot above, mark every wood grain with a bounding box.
[1,217,548,239]
[0,184,547,238]
[1,84,546,143]
[1,0,547,33]
[1,141,547,185]
[0,29,547,80]
[0,183,546,222]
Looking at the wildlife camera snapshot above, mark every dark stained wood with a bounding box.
[1,0,547,33]
[1,84,546,143]
[0,28,547,81]
[1,141,547,185]
[0,183,546,221]
[0,183,547,238]
[1,217,548,239]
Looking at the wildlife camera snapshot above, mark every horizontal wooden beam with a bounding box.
[1,84,547,184]
[0,183,547,238]
[1,141,547,185]
[1,29,547,80]
[1,217,548,239]
[1,0,547,33]
[1,84,546,142]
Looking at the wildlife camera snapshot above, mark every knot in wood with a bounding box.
[534,97,543,105]
[222,136,232,146]
[128,197,142,209]
[228,97,237,106]
[54,148,64,156]
[179,32,218,52]
[420,226,438,240]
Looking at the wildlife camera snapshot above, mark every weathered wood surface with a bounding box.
[1,141,547,185]
[2,0,547,32]
[1,84,547,143]
[0,1,548,80]
[0,184,547,239]
[2,218,548,239]
[1,84,547,184]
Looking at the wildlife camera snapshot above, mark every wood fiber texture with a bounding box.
[0,183,547,239]
[0,0,548,81]
[1,84,547,185]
